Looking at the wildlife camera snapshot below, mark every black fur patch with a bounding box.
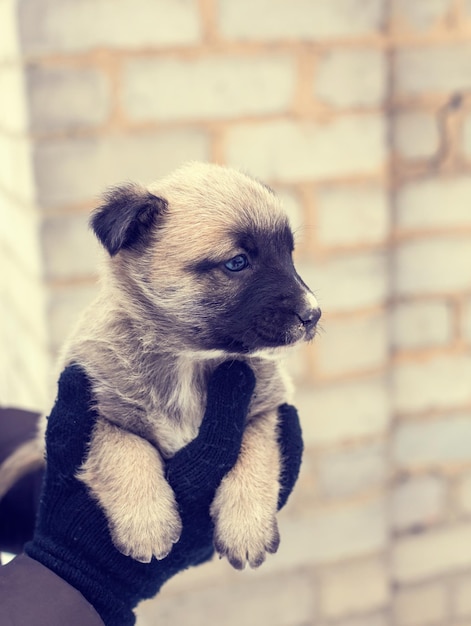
[187,220,317,353]
[189,258,222,274]
[231,220,294,256]
[91,184,167,256]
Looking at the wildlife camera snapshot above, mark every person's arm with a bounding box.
[0,554,104,626]
[0,408,43,554]
[0,407,100,625]
[0,363,303,626]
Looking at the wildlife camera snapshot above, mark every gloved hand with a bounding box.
[25,362,303,626]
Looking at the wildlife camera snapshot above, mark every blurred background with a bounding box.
[1,0,471,624]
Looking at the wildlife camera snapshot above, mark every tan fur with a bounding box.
[0,162,319,569]
[78,420,182,561]
[211,410,282,568]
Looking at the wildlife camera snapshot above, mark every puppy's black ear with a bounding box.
[91,183,167,256]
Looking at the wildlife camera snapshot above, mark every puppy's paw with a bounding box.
[111,493,182,563]
[213,510,280,570]
[211,484,280,570]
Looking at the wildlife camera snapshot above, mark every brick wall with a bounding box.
[2,0,471,624]
[390,3,471,624]
[0,0,50,410]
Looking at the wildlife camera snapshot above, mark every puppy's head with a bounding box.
[91,162,321,355]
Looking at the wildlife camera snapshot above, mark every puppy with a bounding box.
[0,162,320,569]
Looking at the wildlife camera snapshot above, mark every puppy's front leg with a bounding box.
[210,411,281,570]
[77,419,182,563]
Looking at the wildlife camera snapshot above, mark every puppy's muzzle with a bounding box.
[296,304,322,336]
[255,299,321,346]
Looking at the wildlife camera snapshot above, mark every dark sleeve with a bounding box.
[0,407,44,553]
[0,554,104,626]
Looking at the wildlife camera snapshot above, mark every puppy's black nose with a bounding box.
[297,306,322,330]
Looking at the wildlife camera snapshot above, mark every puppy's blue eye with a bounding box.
[224,254,249,272]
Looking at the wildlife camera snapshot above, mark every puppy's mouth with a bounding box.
[255,312,318,346]
[214,307,320,354]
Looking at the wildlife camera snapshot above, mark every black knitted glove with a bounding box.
[26,362,303,626]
